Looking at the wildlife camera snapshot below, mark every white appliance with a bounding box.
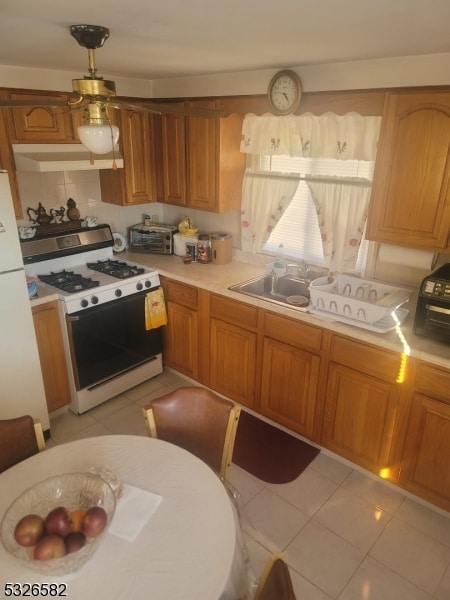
[22,225,163,414]
[0,171,50,430]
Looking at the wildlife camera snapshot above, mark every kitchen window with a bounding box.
[240,112,381,274]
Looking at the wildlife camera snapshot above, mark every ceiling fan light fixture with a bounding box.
[78,123,119,155]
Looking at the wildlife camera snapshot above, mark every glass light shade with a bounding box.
[78,124,120,155]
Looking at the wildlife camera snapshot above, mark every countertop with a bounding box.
[122,251,450,370]
[30,251,450,370]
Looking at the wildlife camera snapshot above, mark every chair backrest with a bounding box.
[0,415,45,473]
[143,386,240,481]
[254,553,296,600]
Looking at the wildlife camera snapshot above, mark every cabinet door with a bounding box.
[160,113,187,206]
[367,91,450,249]
[186,101,218,211]
[260,337,320,438]
[32,301,71,412]
[322,362,400,474]
[164,300,199,380]
[8,92,75,142]
[209,317,257,408]
[400,393,450,511]
[100,109,156,205]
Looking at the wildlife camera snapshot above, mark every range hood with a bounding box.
[13,144,124,172]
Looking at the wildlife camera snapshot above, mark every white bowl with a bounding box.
[0,472,116,575]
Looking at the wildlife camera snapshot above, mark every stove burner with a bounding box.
[38,270,100,293]
[87,259,145,279]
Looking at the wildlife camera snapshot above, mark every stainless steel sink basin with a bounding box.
[229,274,310,309]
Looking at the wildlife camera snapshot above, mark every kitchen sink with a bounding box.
[229,274,310,309]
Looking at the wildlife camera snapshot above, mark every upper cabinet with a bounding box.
[156,100,246,213]
[6,91,76,142]
[366,91,450,250]
[100,108,157,206]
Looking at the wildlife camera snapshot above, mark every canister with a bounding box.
[196,234,211,264]
[174,232,198,256]
[211,233,232,265]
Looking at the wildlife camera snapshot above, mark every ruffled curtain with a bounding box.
[240,112,381,161]
[240,112,381,269]
[306,176,372,272]
[241,174,299,253]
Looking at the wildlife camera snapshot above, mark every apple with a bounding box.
[81,506,107,537]
[44,506,73,537]
[33,535,66,560]
[64,531,86,554]
[13,514,45,547]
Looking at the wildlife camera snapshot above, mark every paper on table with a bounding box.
[109,484,162,542]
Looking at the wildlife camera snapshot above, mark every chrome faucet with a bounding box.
[287,260,311,281]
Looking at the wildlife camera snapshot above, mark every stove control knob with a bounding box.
[145,279,152,288]
[91,295,99,305]
[115,289,122,298]
[136,282,143,291]
[81,299,89,308]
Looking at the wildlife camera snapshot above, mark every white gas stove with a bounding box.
[21,224,164,414]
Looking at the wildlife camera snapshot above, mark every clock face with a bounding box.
[268,70,302,115]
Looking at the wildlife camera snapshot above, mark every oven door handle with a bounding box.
[66,315,81,322]
[426,304,450,315]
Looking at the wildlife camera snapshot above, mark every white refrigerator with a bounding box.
[0,170,50,430]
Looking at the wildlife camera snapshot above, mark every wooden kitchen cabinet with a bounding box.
[208,294,259,408]
[366,91,450,250]
[322,334,404,476]
[156,100,245,212]
[399,362,450,511]
[260,312,322,439]
[100,109,157,205]
[0,94,22,218]
[32,301,71,413]
[160,277,201,380]
[6,91,76,142]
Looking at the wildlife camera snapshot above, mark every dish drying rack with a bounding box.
[309,275,411,324]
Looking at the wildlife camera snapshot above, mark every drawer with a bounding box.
[164,279,198,309]
[329,334,403,383]
[415,363,450,404]
[263,312,322,352]
[210,294,258,329]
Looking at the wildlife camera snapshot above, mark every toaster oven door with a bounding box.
[425,303,450,333]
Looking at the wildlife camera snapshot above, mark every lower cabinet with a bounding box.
[399,363,450,511]
[260,313,322,439]
[161,278,200,381]
[32,301,71,413]
[322,334,403,477]
[208,294,259,409]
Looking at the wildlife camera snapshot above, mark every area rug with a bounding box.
[232,410,320,484]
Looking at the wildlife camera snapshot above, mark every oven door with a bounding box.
[425,303,450,334]
[66,290,163,390]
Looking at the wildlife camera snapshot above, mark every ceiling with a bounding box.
[1,0,449,81]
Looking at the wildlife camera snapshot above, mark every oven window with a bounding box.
[67,291,163,390]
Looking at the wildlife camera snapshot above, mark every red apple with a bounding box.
[13,514,45,547]
[64,531,86,554]
[33,535,66,560]
[44,506,73,537]
[81,506,107,537]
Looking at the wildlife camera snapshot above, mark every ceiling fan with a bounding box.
[0,24,228,154]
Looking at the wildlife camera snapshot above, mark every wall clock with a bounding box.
[268,70,302,115]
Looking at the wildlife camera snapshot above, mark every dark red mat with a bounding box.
[232,411,320,484]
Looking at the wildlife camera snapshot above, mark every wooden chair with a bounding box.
[254,553,296,600]
[0,415,45,473]
[143,386,240,481]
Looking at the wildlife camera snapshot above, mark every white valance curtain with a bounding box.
[240,112,381,271]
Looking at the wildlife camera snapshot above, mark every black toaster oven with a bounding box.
[414,263,450,342]
[128,223,177,255]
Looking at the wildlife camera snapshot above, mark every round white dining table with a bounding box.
[0,435,247,600]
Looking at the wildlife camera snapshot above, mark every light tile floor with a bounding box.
[48,370,450,600]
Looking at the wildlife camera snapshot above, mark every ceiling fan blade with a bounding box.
[0,99,68,108]
[115,99,229,118]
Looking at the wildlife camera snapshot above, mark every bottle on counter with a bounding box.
[196,234,211,264]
